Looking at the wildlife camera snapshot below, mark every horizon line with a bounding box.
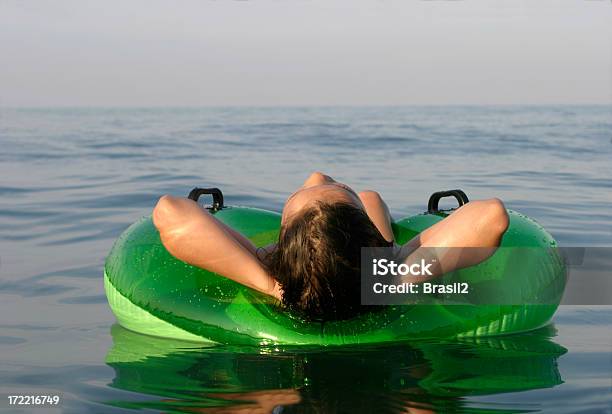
[2,103,611,110]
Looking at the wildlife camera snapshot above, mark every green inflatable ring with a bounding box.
[104,189,567,346]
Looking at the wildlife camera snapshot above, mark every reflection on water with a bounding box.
[105,325,566,413]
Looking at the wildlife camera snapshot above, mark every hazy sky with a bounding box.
[1,0,611,106]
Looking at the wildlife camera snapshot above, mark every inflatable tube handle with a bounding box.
[188,187,224,211]
[428,189,469,213]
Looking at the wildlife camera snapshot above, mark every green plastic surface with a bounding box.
[104,206,567,345]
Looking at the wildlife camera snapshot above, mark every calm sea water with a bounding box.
[0,106,611,413]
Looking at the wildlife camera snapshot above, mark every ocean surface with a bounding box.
[0,106,610,413]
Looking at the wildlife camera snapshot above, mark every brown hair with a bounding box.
[265,201,392,321]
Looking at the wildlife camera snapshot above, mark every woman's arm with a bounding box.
[152,195,282,299]
[398,198,509,281]
[358,190,395,242]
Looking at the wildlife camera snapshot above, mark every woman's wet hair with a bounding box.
[265,201,393,321]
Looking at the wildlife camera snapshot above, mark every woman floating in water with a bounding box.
[153,172,509,320]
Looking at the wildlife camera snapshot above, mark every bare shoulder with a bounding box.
[358,190,383,201]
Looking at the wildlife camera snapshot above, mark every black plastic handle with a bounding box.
[427,189,469,213]
[188,187,224,211]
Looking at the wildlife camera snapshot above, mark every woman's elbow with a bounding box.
[153,195,178,232]
[484,198,509,236]
[152,195,185,257]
